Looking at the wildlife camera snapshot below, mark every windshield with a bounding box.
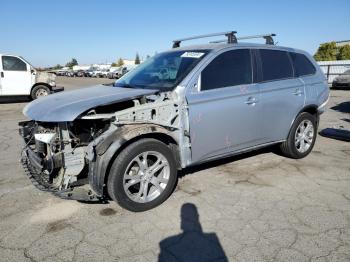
[115,50,209,90]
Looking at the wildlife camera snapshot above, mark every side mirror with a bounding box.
[31,69,36,75]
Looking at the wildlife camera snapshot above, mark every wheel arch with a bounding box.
[88,124,180,197]
[31,82,52,92]
[287,104,319,139]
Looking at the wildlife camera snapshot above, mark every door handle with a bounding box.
[245,97,258,105]
[0,72,3,78]
[293,89,303,96]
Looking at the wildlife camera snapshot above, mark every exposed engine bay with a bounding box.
[19,91,188,201]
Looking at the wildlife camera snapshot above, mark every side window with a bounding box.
[201,49,252,91]
[290,52,316,77]
[259,49,293,81]
[2,56,27,71]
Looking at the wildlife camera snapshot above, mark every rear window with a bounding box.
[259,49,293,82]
[201,49,252,91]
[290,52,316,77]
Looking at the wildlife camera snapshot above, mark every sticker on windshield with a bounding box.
[181,52,205,58]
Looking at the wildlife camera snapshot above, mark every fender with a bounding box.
[287,104,320,139]
[86,124,179,196]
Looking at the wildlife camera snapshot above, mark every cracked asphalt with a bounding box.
[0,77,349,262]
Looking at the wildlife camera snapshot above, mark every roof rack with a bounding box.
[172,31,237,48]
[210,33,276,45]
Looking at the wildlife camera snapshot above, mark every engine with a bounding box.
[19,119,110,193]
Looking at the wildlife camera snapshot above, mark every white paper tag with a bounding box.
[181,52,205,59]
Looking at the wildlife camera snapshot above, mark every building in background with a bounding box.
[71,58,141,71]
[122,59,137,65]
[72,65,91,71]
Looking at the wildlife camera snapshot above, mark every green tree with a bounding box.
[314,42,338,61]
[52,64,62,70]
[337,45,350,60]
[111,62,118,67]
[117,58,124,66]
[65,58,78,68]
[135,53,140,64]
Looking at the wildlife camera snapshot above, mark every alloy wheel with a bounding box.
[123,151,170,203]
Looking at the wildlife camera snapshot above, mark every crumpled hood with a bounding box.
[36,71,56,83]
[23,85,157,122]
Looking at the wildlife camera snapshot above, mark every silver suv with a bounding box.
[19,32,329,211]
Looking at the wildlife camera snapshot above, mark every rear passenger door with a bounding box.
[186,49,263,163]
[256,49,305,142]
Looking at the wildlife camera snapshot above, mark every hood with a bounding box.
[23,85,157,122]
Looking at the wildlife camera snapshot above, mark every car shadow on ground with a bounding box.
[331,101,350,113]
[0,96,30,104]
[178,146,274,178]
[158,203,228,262]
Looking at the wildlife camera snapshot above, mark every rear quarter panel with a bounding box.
[300,53,329,112]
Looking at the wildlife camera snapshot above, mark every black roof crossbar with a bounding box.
[172,31,237,48]
[210,33,276,45]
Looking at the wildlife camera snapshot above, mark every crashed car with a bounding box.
[19,32,329,212]
[0,53,64,99]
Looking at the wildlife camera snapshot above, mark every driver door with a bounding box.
[1,55,32,95]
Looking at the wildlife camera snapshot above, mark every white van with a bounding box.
[0,54,64,99]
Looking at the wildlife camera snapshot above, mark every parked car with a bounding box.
[75,70,85,77]
[91,69,103,78]
[100,69,110,78]
[65,70,75,77]
[0,53,64,99]
[19,32,329,211]
[84,69,94,77]
[107,68,119,79]
[111,68,123,79]
[56,70,68,76]
[115,65,138,78]
[332,69,350,89]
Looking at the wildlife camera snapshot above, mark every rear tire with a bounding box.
[107,138,178,212]
[280,112,317,159]
[31,85,50,100]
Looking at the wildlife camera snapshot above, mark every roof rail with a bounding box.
[210,33,276,45]
[172,31,237,48]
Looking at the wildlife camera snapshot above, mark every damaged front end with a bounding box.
[19,118,110,201]
[19,87,188,202]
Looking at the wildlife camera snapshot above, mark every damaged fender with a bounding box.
[86,124,180,196]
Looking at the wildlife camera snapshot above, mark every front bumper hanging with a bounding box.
[21,147,104,202]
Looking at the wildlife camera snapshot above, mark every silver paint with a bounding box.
[23,85,157,122]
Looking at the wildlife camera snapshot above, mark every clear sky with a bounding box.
[1,0,349,67]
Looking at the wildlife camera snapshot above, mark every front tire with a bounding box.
[280,112,317,159]
[107,138,178,212]
[31,85,50,100]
